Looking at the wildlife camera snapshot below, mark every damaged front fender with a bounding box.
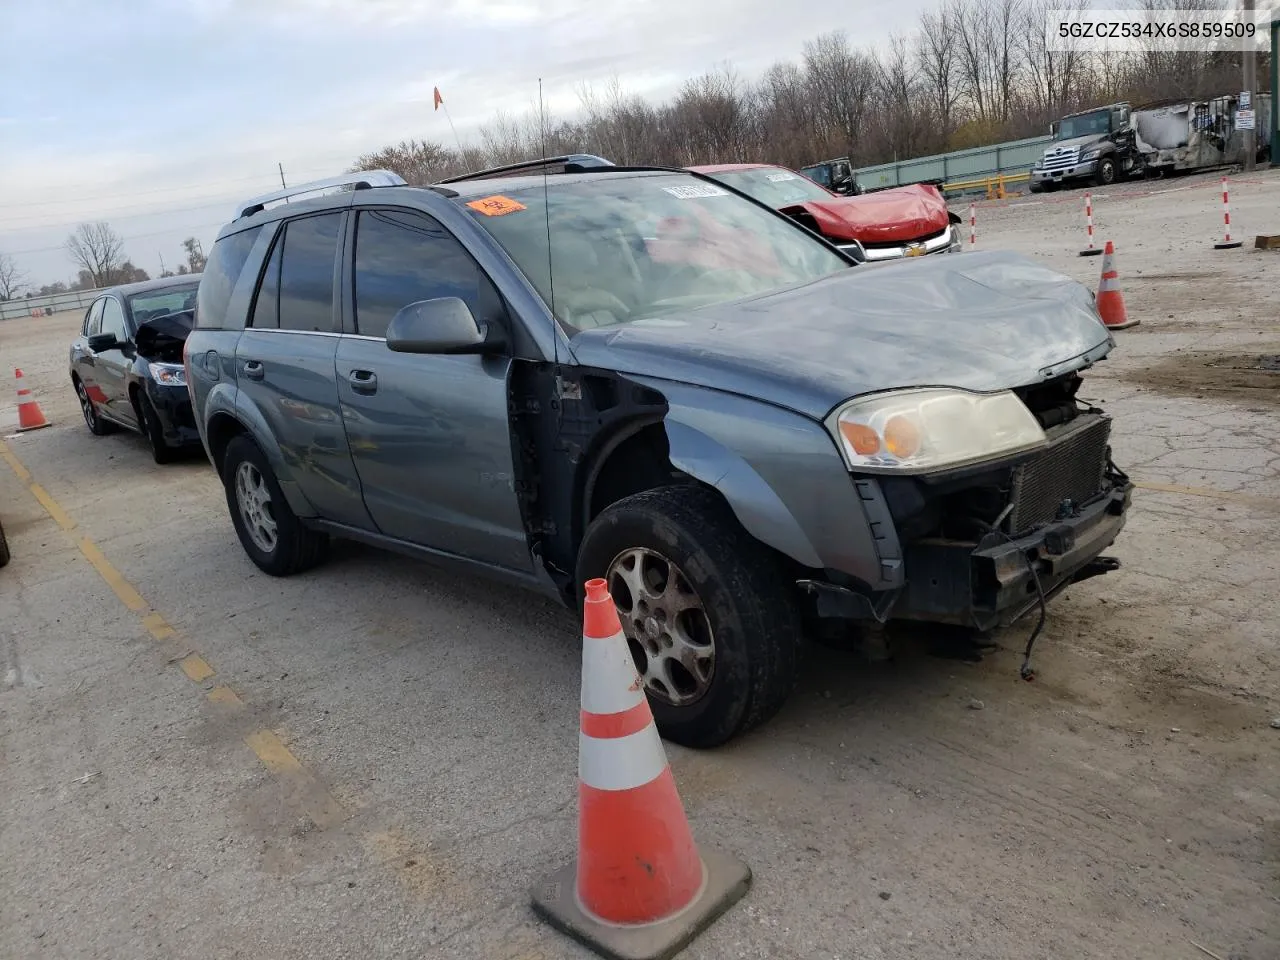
[637,378,901,591]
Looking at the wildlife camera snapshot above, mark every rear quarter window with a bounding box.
[196,226,263,329]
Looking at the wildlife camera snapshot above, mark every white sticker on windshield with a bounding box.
[767,172,798,181]
[663,183,730,199]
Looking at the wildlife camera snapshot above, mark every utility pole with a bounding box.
[1242,0,1256,172]
[159,252,166,277]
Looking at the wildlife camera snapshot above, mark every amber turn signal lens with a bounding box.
[883,415,921,459]
[840,421,880,455]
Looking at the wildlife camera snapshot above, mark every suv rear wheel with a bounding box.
[576,484,801,748]
[222,435,328,576]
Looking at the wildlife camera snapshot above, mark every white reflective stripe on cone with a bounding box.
[579,725,669,792]
[581,631,646,715]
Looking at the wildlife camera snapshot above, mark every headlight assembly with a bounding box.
[826,388,1046,474]
[148,362,186,386]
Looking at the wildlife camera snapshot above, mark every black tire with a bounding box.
[1028,180,1044,194]
[74,378,113,436]
[221,434,328,576]
[1095,157,1116,186]
[0,519,10,568]
[136,391,175,464]
[575,484,801,748]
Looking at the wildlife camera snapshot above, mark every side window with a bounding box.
[196,225,263,329]
[278,213,342,332]
[84,298,105,336]
[352,209,497,339]
[100,298,127,341]
[250,234,283,329]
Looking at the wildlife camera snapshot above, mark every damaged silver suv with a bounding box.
[184,159,1131,748]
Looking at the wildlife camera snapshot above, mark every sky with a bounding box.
[1,0,935,288]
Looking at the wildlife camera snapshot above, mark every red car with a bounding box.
[687,163,962,263]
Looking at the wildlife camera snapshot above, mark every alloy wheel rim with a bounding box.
[606,546,716,707]
[235,461,278,554]
[77,383,95,428]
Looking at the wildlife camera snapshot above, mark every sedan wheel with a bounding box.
[76,381,109,436]
[235,461,278,554]
[607,547,715,707]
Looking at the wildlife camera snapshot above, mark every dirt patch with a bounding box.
[1129,349,1280,406]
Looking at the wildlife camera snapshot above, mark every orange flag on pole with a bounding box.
[433,86,443,111]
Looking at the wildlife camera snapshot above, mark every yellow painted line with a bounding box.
[244,730,304,774]
[207,685,243,706]
[142,612,176,641]
[178,653,216,683]
[1135,481,1280,511]
[5,436,347,831]
[77,537,149,612]
[0,441,33,482]
[29,484,77,530]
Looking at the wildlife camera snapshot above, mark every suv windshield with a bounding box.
[707,167,834,209]
[1056,111,1111,140]
[129,284,200,324]
[457,173,848,331]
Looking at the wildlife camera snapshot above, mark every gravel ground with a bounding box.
[2,168,1278,960]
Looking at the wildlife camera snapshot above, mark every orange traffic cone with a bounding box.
[1095,241,1138,331]
[14,368,51,431]
[531,578,751,960]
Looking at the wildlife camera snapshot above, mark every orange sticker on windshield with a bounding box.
[466,195,527,217]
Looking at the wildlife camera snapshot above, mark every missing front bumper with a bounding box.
[891,482,1132,630]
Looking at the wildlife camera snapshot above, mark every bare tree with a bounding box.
[66,222,125,289]
[351,138,465,184]
[877,33,927,159]
[182,237,207,274]
[802,31,880,162]
[916,0,961,142]
[348,2,1259,184]
[0,252,26,301]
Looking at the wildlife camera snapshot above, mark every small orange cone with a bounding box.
[1095,241,1139,331]
[14,368,51,431]
[531,579,750,960]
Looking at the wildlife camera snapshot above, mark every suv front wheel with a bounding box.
[576,485,801,748]
[221,435,328,576]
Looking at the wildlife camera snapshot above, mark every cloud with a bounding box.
[0,0,934,284]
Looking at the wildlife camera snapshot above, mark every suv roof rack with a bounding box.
[235,169,407,220]
[436,154,615,185]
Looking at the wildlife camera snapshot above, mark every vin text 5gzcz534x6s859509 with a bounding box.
[183,160,1132,748]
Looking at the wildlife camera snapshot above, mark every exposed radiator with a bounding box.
[1007,415,1111,534]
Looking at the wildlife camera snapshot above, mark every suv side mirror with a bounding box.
[88,332,121,352]
[385,297,502,355]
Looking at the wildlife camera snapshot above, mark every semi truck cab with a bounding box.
[1030,103,1132,191]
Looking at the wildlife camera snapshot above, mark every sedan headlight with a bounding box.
[826,388,1046,474]
[148,362,186,386]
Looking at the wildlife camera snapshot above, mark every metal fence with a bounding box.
[855,135,1053,193]
[0,287,109,323]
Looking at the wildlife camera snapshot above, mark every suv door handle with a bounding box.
[243,359,265,380]
[348,369,377,394]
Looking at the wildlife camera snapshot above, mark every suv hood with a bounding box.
[786,182,951,244]
[569,250,1112,420]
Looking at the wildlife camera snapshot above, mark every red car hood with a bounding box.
[788,183,952,245]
